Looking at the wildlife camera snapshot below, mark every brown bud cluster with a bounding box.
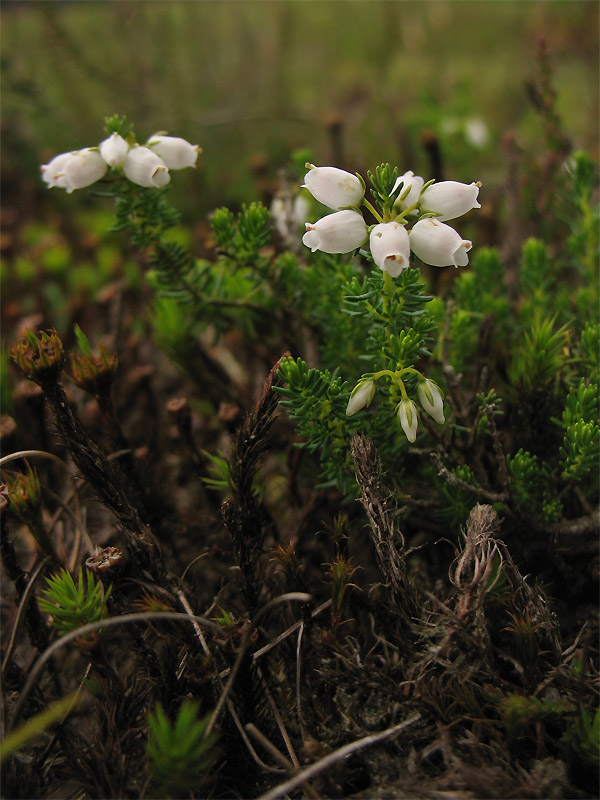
[4,468,43,523]
[11,329,65,385]
[69,344,118,397]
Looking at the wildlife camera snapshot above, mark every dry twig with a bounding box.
[258,714,421,800]
[351,434,418,625]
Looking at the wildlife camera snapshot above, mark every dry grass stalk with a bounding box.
[222,353,290,612]
[351,433,418,626]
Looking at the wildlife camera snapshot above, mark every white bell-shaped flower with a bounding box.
[398,399,419,443]
[271,193,311,241]
[271,197,289,239]
[147,134,200,169]
[392,171,424,214]
[291,194,311,228]
[409,218,471,268]
[302,210,367,254]
[464,118,489,149]
[303,165,364,210]
[417,379,445,424]
[41,152,75,189]
[346,379,376,417]
[369,222,410,278]
[62,148,108,192]
[123,146,170,188]
[99,133,130,167]
[419,180,481,221]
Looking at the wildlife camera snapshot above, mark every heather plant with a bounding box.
[2,71,599,800]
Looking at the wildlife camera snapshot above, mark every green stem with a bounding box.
[361,198,383,224]
[371,369,396,382]
[397,378,409,401]
[382,270,393,315]
[397,367,421,380]
[364,301,387,322]
[392,202,419,221]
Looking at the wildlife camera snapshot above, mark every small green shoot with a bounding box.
[38,568,111,637]
[147,701,217,796]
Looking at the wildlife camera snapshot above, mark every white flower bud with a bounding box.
[369,222,410,278]
[41,152,75,189]
[62,148,108,192]
[409,218,472,268]
[303,165,364,210]
[123,146,170,188]
[99,133,130,167]
[419,180,481,222]
[346,380,376,417]
[417,379,445,424]
[392,171,424,214]
[147,134,200,169]
[398,399,419,443]
[302,210,367,254]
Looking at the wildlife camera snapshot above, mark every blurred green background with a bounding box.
[2,0,598,222]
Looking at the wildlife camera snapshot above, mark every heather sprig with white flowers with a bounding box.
[301,162,480,272]
[345,365,446,443]
[299,162,481,443]
[41,117,201,193]
[40,115,205,268]
[38,119,474,452]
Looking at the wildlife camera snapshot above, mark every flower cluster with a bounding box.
[301,165,481,272]
[347,371,445,443]
[41,132,201,193]
[271,192,311,246]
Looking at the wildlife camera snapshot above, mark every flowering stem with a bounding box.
[392,202,419,221]
[397,378,409,401]
[363,369,420,399]
[361,198,383,224]
[397,367,421,380]
[382,270,393,315]
[371,369,395,381]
